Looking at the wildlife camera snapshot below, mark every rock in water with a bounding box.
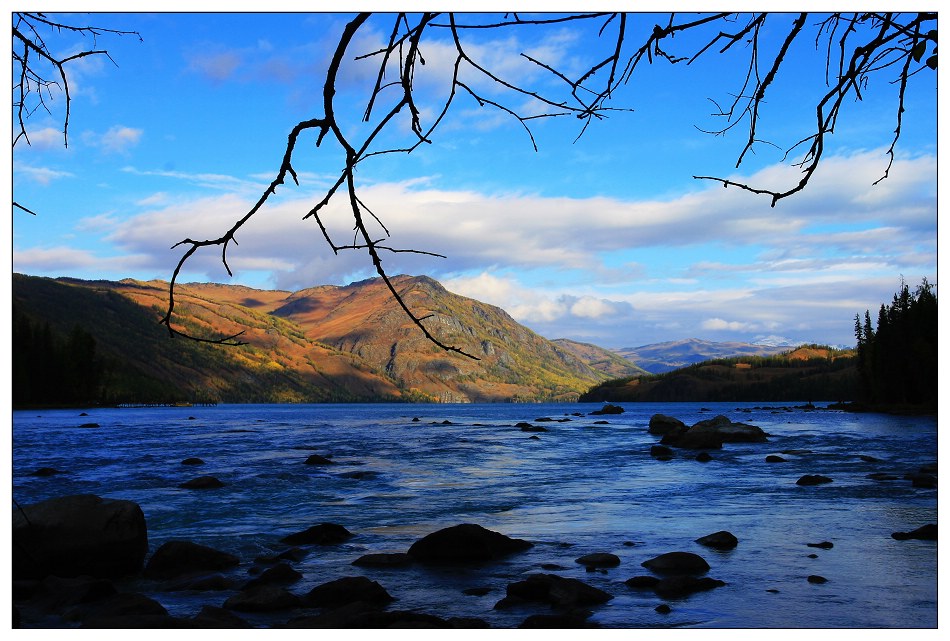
[695,531,738,550]
[891,524,937,541]
[280,523,353,546]
[641,551,710,575]
[408,523,533,563]
[12,494,148,580]
[144,540,240,580]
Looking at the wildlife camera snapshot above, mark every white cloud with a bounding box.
[14,164,74,186]
[83,125,143,154]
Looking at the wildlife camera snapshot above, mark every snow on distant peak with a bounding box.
[751,335,803,348]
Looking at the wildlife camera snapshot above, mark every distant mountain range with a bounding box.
[12,273,835,405]
[612,338,799,374]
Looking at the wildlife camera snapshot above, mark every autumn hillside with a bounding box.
[12,273,644,405]
[579,345,859,404]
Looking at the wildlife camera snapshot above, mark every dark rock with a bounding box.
[407,523,532,564]
[695,530,738,550]
[352,552,412,567]
[304,454,334,465]
[144,540,239,580]
[666,415,768,449]
[30,467,64,476]
[858,455,882,462]
[80,613,197,628]
[648,414,687,436]
[190,605,252,628]
[892,524,937,541]
[78,423,100,429]
[339,470,378,480]
[591,403,624,415]
[13,494,148,580]
[304,576,394,608]
[242,562,302,589]
[796,475,833,486]
[281,522,353,546]
[178,475,224,489]
[624,575,660,589]
[224,584,302,612]
[806,541,834,549]
[24,575,118,613]
[497,573,613,609]
[519,610,596,628]
[807,575,828,584]
[919,463,937,474]
[650,445,673,459]
[910,474,937,489]
[65,592,168,623]
[517,422,548,432]
[463,587,492,596]
[180,457,204,465]
[576,552,621,568]
[654,575,726,598]
[655,604,672,614]
[641,551,710,575]
[162,573,235,592]
[765,455,787,463]
[695,452,713,462]
[807,554,818,558]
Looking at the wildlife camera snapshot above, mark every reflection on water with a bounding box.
[13,402,937,628]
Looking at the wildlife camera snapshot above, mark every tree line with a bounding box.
[854,278,937,409]
[12,305,106,407]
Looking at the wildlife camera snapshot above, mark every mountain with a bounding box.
[613,338,798,374]
[553,338,649,379]
[580,345,858,403]
[12,273,642,405]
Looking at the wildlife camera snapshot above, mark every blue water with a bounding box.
[12,402,938,628]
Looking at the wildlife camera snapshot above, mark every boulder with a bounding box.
[144,540,239,580]
[407,523,532,564]
[641,551,710,575]
[575,553,621,568]
[224,584,302,612]
[180,457,204,465]
[650,445,673,460]
[624,575,660,589]
[891,524,937,541]
[280,523,353,546]
[695,452,713,462]
[352,552,412,567]
[304,454,334,465]
[796,475,833,486]
[590,404,624,415]
[242,562,302,589]
[496,573,613,609]
[654,575,726,598]
[664,415,768,449]
[765,455,787,463]
[648,414,687,436]
[304,576,394,608]
[695,531,738,550]
[13,494,148,580]
[178,475,224,489]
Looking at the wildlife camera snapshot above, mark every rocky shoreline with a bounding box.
[13,407,937,629]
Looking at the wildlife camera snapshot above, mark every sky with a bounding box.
[9,9,939,350]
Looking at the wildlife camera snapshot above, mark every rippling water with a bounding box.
[12,402,937,628]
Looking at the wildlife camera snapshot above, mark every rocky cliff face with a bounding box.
[13,273,641,404]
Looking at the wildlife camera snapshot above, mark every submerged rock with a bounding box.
[352,552,412,567]
[891,524,937,541]
[304,454,334,465]
[224,584,302,612]
[496,573,613,609]
[13,494,148,580]
[796,475,833,486]
[408,523,532,564]
[178,475,224,489]
[654,575,726,598]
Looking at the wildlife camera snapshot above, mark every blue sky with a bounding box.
[9,10,938,349]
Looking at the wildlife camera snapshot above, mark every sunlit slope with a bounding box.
[13,273,641,403]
